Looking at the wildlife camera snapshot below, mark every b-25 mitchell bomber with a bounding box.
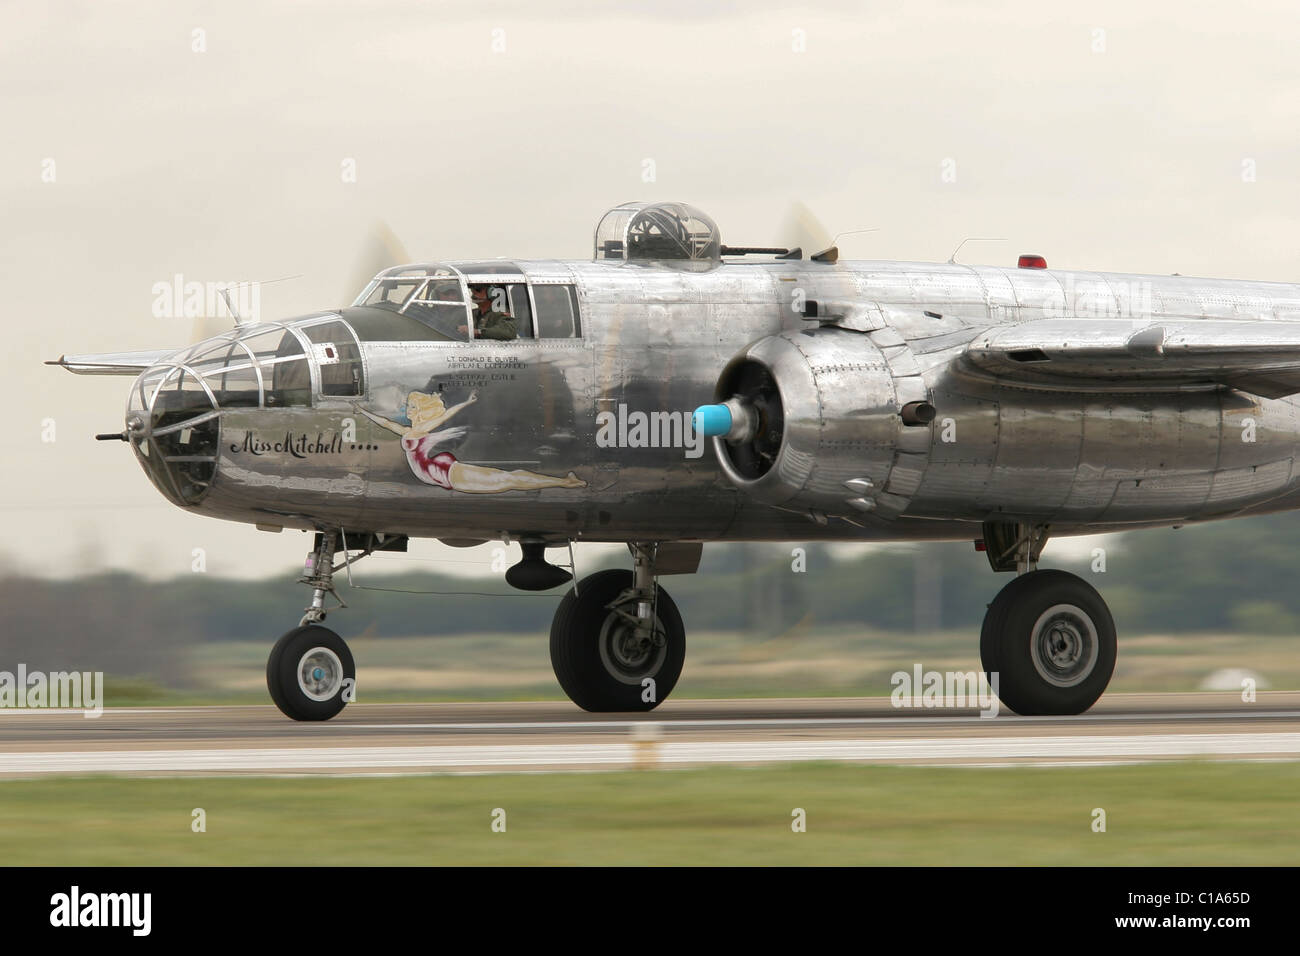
[50,201,1300,720]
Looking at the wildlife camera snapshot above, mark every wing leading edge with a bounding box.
[959,319,1300,399]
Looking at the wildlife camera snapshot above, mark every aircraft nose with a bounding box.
[127,359,222,507]
[124,322,318,506]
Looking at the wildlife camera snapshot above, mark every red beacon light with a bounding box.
[1018,254,1048,269]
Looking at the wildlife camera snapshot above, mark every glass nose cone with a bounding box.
[127,362,220,506]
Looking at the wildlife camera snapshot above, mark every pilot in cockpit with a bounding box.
[463,284,517,341]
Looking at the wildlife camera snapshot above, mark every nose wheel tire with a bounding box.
[980,569,1116,716]
[266,625,355,721]
[550,569,685,712]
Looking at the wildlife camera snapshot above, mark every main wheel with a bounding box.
[549,569,685,712]
[266,624,355,721]
[980,569,1116,716]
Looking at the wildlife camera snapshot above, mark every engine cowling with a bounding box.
[700,328,914,518]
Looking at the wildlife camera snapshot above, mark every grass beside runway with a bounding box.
[2,761,1298,865]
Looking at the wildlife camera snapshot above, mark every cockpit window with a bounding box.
[350,266,473,341]
[507,285,534,339]
[467,284,520,341]
[420,278,464,303]
[403,276,471,340]
[353,266,459,307]
[360,278,424,309]
[533,285,582,338]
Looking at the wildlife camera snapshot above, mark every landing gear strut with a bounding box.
[549,543,686,711]
[978,523,1117,715]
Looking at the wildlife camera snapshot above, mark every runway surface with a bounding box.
[2,692,1299,775]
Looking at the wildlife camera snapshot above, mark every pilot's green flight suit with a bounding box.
[475,307,517,341]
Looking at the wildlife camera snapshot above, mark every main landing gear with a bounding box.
[549,543,687,711]
[978,523,1117,715]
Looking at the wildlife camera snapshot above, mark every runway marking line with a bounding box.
[338,710,1300,731]
[2,732,1299,775]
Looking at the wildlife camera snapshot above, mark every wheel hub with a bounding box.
[1029,604,1099,688]
[297,646,344,701]
[598,613,667,684]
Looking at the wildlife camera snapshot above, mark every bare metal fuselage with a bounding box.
[170,258,1300,545]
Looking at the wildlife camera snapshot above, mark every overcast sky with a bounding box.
[2,0,1296,580]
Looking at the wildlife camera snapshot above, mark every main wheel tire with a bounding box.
[266,625,355,721]
[549,569,685,712]
[980,569,1116,716]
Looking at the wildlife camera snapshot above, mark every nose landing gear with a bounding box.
[266,530,376,721]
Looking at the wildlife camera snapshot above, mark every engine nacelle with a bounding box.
[704,328,915,518]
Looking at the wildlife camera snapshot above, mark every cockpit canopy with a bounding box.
[351,264,469,339]
[594,201,721,265]
[353,264,461,308]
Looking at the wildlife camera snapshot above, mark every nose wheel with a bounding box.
[980,569,1116,715]
[267,624,356,721]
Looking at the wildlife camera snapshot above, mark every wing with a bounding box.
[958,319,1300,399]
[46,349,176,376]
